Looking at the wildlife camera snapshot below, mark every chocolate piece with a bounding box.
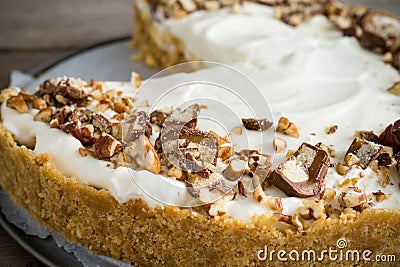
[346,138,383,169]
[378,120,400,153]
[241,118,273,131]
[268,143,330,197]
[165,104,200,129]
[359,31,386,52]
[357,130,378,143]
[377,152,393,167]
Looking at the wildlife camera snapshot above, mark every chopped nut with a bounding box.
[94,133,122,158]
[387,82,400,96]
[6,94,29,113]
[150,110,169,127]
[321,188,336,202]
[326,125,338,135]
[273,137,287,152]
[0,88,18,103]
[78,147,88,157]
[276,116,299,138]
[344,153,360,167]
[125,135,161,174]
[72,125,95,146]
[232,126,242,135]
[338,187,367,208]
[208,201,227,217]
[131,71,142,88]
[336,163,350,176]
[222,158,247,181]
[32,97,47,110]
[92,113,112,132]
[373,190,391,203]
[297,199,325,220]
[33,107,53,123]
[36,77,90,106]
[167,166,187,181]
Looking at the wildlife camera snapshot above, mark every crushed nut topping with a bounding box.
[6,94,29,113]
[276,116,299,138]
[326,125,338,135]
[36,77,90,106]
[94,133,122,158]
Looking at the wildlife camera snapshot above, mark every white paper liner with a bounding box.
[0,190,134,267]
[1,71,135,267]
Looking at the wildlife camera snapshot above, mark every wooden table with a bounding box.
[0,0,398,266]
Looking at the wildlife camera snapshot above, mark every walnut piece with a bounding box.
[6,94,29,113]
[94,133,122,158]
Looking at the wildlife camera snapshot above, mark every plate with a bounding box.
[0,36,159,267]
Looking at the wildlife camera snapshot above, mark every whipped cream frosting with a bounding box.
[2,2,400,221]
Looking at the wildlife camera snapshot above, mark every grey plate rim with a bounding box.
[0,35,131,267]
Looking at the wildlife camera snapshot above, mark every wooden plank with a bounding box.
[0,0,132,50]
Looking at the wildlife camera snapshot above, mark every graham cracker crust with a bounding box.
[0,124,399,266]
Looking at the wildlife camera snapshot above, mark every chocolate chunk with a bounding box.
[378,120,400,153]
[164,104,200,129]
[359,31,386,52]
[268,143,330,197]
[357,130,379,143]
[346,138,383,169]
[377,152,393,167]
[241,118,273,131]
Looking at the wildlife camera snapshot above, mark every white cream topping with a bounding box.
[2,2,400,220]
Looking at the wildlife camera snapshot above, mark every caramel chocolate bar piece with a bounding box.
[346,138,383,169]
[241,118,273,131]
[268,143,329,197]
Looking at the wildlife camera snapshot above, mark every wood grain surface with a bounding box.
[0,0,398,266]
